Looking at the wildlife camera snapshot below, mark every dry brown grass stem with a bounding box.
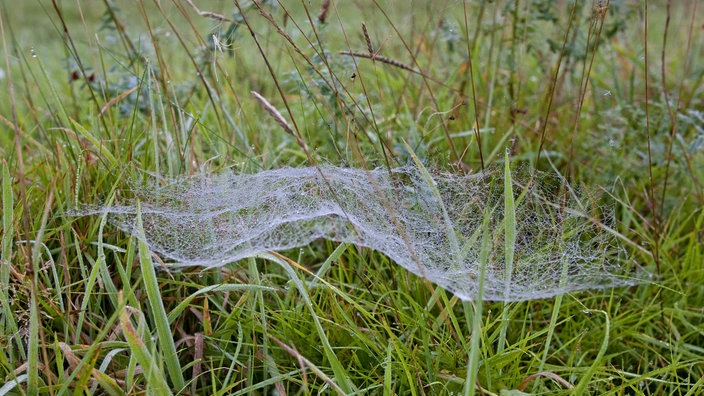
[339,50,417,73]
[339,50,461,96]
[250,91,295,136]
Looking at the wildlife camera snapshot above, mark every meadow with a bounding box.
[1,0,703,394]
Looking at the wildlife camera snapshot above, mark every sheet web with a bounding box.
[85,164,645,301]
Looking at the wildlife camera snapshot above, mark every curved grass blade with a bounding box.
[136,200,185,391]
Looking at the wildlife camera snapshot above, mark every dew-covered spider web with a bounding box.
[82,164,647,301]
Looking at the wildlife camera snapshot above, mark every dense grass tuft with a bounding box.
[1,1,702,394]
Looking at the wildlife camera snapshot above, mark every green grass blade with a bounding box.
[464,203,492,396]
[247,255,274,388]
[403,140,461,265]
[574,309,610,394]
[387,335,417,396]
[27,286,39,395]
[497,150,516,356]
[75,191,120,343]
[0,160,12,279]
[166,283,277,324]
[27,177,54,395]
[96,196,119,309]
[268,334,347,395]
[119,291,173,395]
[69,118,118,168]
[75,240,107,345]
[384,341,393,395]
[256,251,356,394]
[135,200,185,391]
[534,242,571,391]
[312,242,350,284]
[0,161,19,357]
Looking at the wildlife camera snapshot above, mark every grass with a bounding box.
[1,0,703,394]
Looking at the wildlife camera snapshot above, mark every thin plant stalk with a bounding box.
[461,0,485,169]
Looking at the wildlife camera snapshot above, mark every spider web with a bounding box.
[80,164,648,301]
